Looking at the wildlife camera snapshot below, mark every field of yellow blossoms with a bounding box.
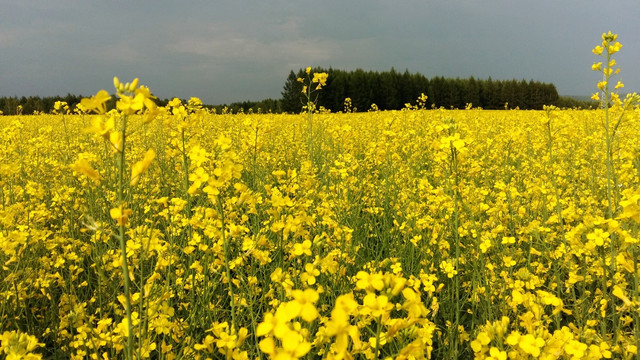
[2,32,640,360]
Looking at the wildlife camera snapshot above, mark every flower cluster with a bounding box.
[1,33,640,360]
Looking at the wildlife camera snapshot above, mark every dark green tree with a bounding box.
[281,70,303,113]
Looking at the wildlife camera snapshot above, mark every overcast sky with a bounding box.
[1,1,639,104]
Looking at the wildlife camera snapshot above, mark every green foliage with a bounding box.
[0,94,93,115]
[281,68,562,112]
[281,70,303,113]
[0,71,562,115]
[556,96,598,109]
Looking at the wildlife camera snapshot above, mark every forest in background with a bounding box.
[0,68,596,115]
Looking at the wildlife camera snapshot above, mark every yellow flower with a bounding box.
[256,312,289,338]
[505,331,520,346]
[361,293,392,318]
[135,85,157,109]
[168,97,182,108]
[608,42,622,54]
[300,263,319,285]
[142,101,161,124]
[565,339,587,358]
[476,332,491,346]
[439,259,458,278]
[470,339,483,353]
[70,158,102,182]
[130,149,156,186]
[501,236,515,245]
[592,45,604,55]
[109,131,123,153]
[312,72,328,89]
[619,188,640,223]
[110,206,133,226]
[292,240,312,257]
[355,271,385,291]
[188,167,209,195]
[86,116,115,139]
[612,285,633,307]
[589,343,612,358]
[517,334,545,357]
[502,256,516,267]
[480,236,492,253]
[258,336,276,355]
[488,347,507,360]
[290,289,319,322]
[53,101,69,114]
[280,329,311,359]
[80,90,111,114]
[587,228,609,247]
[116,93,145,115]
[440,133,465,151]
[113,76,122,91]
[0,331,44,360]
[602,31,617,42]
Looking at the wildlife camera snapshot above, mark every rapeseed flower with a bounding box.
[70,158,102,182]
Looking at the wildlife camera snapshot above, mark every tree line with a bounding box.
[0,93,285,115]
[0,69,595,115]
[0,94,87,115]
[281,67,581,112]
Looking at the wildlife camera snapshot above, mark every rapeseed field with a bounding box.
[1,32,640,360]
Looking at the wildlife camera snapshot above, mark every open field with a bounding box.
[1,99,640,359]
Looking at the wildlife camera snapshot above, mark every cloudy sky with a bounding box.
[1,0,639,104]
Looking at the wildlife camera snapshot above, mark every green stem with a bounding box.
[180,128,196,310]
[374,315,382,359]
[602,47,622,341]
[181,129,192,228]
[633,245,639,357]
[252,126,259,189]
[452,145,461,358]
[217,194,239,335]
[603,51,614,219]
[61,115,72,163]
[546,121,566,242]
[116,115,135,360]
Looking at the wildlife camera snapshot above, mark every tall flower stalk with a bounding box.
[591,31,639,217]
[591,31,640,340]
[78,77,158,360]
[298,67,328,159]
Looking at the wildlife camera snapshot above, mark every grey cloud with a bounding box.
[0,0,638,103]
